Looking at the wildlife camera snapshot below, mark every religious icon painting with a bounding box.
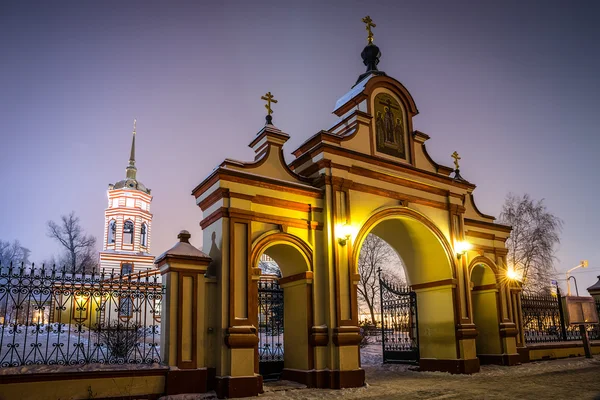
[373,93,407,160]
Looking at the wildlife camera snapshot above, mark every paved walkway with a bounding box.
[161,356,600,399]
[259,356,600,399]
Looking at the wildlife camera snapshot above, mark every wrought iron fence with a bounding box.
[0,263,163,368]
[521,292,600,344]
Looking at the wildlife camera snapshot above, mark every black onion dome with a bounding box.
[356,43,387,85]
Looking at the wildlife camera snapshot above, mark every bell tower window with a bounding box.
[123,220,134,244]
[107,220,116,244]
[141,223,148,247]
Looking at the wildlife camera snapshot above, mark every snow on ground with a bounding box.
[162,351,600,400]
[0,323,160,369]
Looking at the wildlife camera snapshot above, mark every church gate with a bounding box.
[257,277,285,380]
[186,16,523,398]
[379,272,419,363]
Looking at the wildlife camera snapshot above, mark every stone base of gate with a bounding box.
[165,367,210,395]
[478,353,520,366]
[281,368,365,389]
[214,374,263,398]
[419,358,480,374]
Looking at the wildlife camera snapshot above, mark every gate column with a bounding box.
[155,230,212,395]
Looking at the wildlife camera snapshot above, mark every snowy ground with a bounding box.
[0,323,160,369]
[161,345,600,400]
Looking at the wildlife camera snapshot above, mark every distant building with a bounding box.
[99,120,155,275]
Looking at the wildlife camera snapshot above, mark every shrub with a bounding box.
[97,324,145,359]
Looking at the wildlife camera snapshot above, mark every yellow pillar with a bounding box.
[155,230,212,396]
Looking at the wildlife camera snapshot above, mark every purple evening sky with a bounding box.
[1,1,599,293]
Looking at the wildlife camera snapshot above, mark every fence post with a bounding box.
[556,286,567,341]
[378,268,385,363]
[155,230,212,395]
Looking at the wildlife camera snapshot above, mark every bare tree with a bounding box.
[0,239,31,267]
[357,233,405,324]
[498,193,563,293]
[47,212,98,274]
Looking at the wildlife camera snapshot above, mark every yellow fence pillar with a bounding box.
[156,230,212,396]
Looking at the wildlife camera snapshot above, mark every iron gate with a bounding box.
[257,278,284,380]
[379,272,419,363]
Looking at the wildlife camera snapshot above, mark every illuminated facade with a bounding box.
[99,121,155,274]
[176,19,522,398]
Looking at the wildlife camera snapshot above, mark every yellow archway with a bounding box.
[251,231,313,278]
[351,206,460,361]
[249,231,314,380]
[351,206,457,285]
[469,256,503,363]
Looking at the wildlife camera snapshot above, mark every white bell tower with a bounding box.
[99,120,155,274]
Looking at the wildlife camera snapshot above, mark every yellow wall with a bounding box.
[282,280,310,370]
[472,290,501,355]
[0,374,165,400]
[414,286,457,359]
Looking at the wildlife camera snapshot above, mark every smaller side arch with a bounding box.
[468,255,500,277]
[250,231,313,278]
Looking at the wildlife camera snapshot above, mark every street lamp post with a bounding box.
[566,260,588,296]
[565,260,592,358]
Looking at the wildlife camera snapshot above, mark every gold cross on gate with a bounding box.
[362,16,376,44]
[451,151,461,170]
[261,91,278,116]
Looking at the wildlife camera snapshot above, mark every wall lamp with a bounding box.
[337,223,354,246]
[454,240,472,259]
[506,266,521,281]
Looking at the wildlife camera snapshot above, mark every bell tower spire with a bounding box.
[126,118,137,180]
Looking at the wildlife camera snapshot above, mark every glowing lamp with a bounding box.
[337,223,354,246]
[454,240,472,259]
[506,266,521,281]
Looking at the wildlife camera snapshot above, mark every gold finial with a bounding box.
[451,151,461,170]
[261,91,278,116]
[133,118,137,136]
[362,16,376,44]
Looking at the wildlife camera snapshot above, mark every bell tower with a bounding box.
[99,120,155,274]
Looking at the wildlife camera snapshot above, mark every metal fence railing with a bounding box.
[0,263,163,368]
[521,291,600,344]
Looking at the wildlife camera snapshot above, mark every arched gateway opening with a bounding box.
[353,207,459,362]
[469,258,502,363]
[250,233,313,381]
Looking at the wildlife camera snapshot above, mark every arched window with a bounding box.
[107,220,116,244]
[123,220,134,244]
[141,223,148,247]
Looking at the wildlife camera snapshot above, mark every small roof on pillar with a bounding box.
[586,276,600,293]
[155,230,211,264]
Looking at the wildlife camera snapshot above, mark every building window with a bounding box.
[107,220,116,244]
[141,223,148,247]
[119,263,134,319]
[123,220,134,244]
[121,263,133,275]
[119,296,133,319]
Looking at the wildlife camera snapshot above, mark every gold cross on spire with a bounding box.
[451,151,461,170]
[362,16,376,44]
[133,118,137,136]
[261,91,278,116]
